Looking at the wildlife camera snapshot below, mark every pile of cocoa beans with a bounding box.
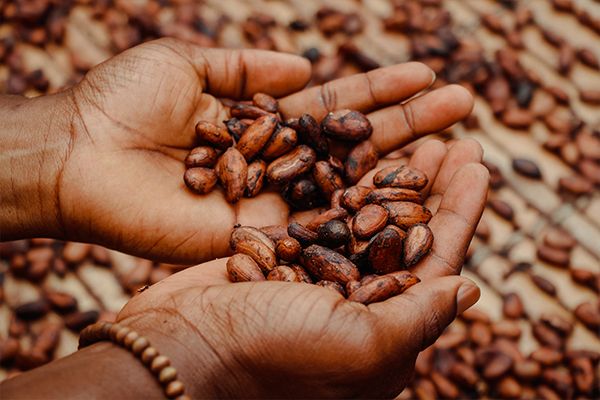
[184,93,379,208]
[225,164,435,305]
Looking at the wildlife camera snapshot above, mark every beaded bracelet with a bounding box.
[79,321,189,400]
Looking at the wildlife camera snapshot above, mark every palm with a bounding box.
[60,38,475,264]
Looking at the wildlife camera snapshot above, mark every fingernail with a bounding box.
[456,281,480,315]
[429,69,436,85]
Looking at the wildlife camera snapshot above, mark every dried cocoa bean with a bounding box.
[227,253,266,282]
[531,274,557,296]
[45,291,77,313]
[532,322,563,349]
[345,280,361,296]
[502,107,534,129]
[267,145,316,184]
[245,160,267,197]
[287,222,318,246]
[252,92,278,113]
[383,201,432,229]
[195,121,233,149]
[0,338,20,363]
[469,321,492,347]
[449,362,479,388]
[570,357,594,394]
[482,353,512,379]
[230,226,276,253]
[237,115,278,160]
[317,220,351,248]
[368,226,404,274]
[580,89,600,104]
[542,368,573,397]
[488,199,514,221]
[184,167,217,194]
[373,166,428,190]
[345,141,378,184]
[289,264,313,283]
[64,310,100,332]
[306,207,348,231]
[498,376,522,399]
[315,280,345,296]
[225,118,248,141]
[261,126,297,159]
[352,204,388,239]
[366,188,423,205]
[403,223,433,267]
[300,245,360,284]
[512,158,542,179]
[574,302,600,330]
[531,347,563,366]
[577,48,599,69]
[276,237,301,262]
[230,103,273,119]
[543,228,575,250]
[491,320,521,339]
[537,244,569,267]
[298,114,328,157]
[267,265,299,282]
[514,359,542,379]
[503,293,525,319]
[234,240,277,274]
[312,161,344,199]
[540,313,573,336]
[284,178,324,210]
[387,270,420,291]
[32,324,60,355]
[430,371,459,399]
[347,274,401,304]
[341,186,372,212]
[184,146,218,168]
[260,225,290,243]
[330,188,344,209]
[216,147,248,203]
[321,109,372,141]
[14,299,49,321]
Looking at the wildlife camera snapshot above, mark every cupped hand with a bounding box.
[117,140,489,398]
[58,37,473,263]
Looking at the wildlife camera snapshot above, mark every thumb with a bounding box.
[370,276,480,352]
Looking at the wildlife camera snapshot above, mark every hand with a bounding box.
[4,37,473,263]
[117,139,489,398]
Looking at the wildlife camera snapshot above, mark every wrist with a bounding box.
[0,92,76,240]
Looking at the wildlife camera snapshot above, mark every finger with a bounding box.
[368,85,474,155]
[370,276,480,353]
[163,258,231,287]
[278,62,435,120]
[175,42,311,98]
[407,140,448,195]
[424,138,483,210]
[412,163,489,279]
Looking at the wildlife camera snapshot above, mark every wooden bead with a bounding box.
[141,346,158,365]
[100,322,112,338]
[109,323,121,341]
[165,380,184,398]
[159,366,177,384]
[124,331,139,348]
[115,326,131,344]
[132,336,149,355]
[151,355,170,373]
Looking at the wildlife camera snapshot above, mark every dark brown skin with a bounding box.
[1,37,490,399]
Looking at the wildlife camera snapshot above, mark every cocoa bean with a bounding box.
[540,313,573,336]
[32,324,61,356]
[298,114,328,157]
[230,226,276,253]
[537,385,561,400]
[321,109,372,141]
[531,347,563,366]
[234,240,277,273]
[184,146,218,168]
[512,158,542,179]
[386,270,420,291]
[184,167,217,194]
[430,371,459,399]
[276,237,301,262]
[64,310,100,332]
[195,121,233,149]
[503,293,525,319]
[570,357,594,394]
[261,126,297,159]
[267,265,299,282]
[287,222,318,246]
[306,207,348,231]
[267,145,316,184]
[61,242,89,264]
[289,264,313,284]
[488,199,514,221]
[347,274,401,305]
[345,280,361,296]
[252,92,278,113]
[245,160,267,197]
[366,188,423,205]
[360,274,378,286]
[237,115,278,160]
[345,141,378,184]
[216,147,248,203]
[557,43,575,74]
[536,244,569,267]
[403,223,433,267]
[414,378,438,400]
[531,274,557,296]
[341,186,372,212]
[352,204,388,239]
[502,107,534,129]
[449,362,479,388]
[330,188,344,209]
[315,280,345,296]
[259,225,290,243]
[532,322,563,349]
[570,268,596,289]
[45,291,77,313]
[9,316,26,338]
[542,368,573,397]
[368,226,404,274]
[225,118,248,141]
[227,254,266,282]
[577,48,599,69]
[312,161,344,199]
[482,353,513,379]
[0,338,20,363]
[514,359,542,379]
[383,201,433,229]
[543,228,576,250]
[580,89,600,104]
[317,220,351,248]
[497,376,522,399]
[574,302,600,330]
[328,155,344,174]
[230,103,273,119]
[14,299,49,321]
[284,178,324,210]
[469,321,492,347]
[300,245,360,284]
[373,165,428,190]
[491,320,521,339]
